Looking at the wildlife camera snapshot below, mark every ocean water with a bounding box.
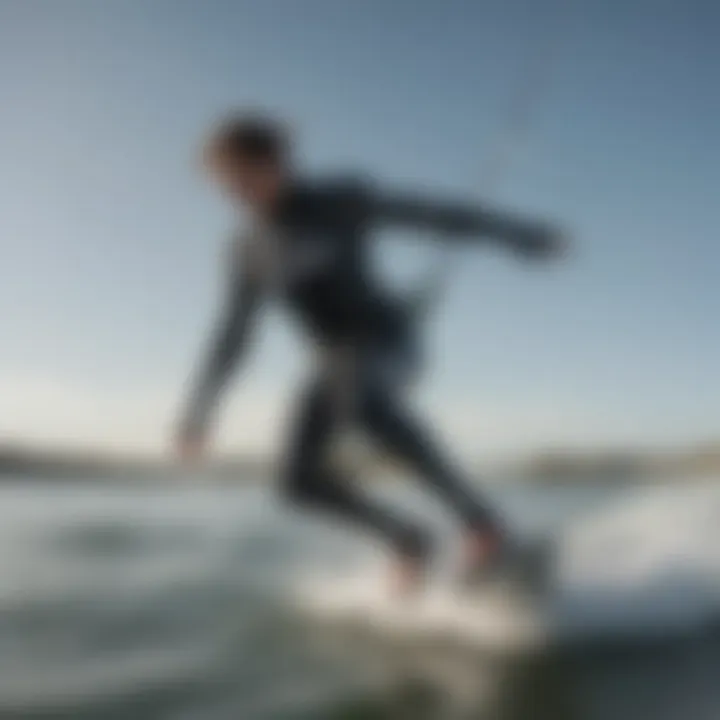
[0,476,718,719]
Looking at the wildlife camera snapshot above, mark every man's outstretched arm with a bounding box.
[177,261,261,447]
[368,186,564,258]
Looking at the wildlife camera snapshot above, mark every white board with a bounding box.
[292,564,552,652]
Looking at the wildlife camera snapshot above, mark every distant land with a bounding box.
[1,440,719,484]
[0,443,272,482]
[524,441,720,484]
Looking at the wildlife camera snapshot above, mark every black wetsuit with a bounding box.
[181,176,555,555]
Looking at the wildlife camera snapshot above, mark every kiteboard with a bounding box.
[293,532,556,652]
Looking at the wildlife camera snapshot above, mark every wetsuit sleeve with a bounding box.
[178,253,262,440]
[367,186,563,257]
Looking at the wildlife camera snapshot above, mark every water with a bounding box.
[0,477,718,719]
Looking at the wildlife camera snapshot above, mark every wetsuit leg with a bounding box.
[358,343,501,532]
[281,373,428,555]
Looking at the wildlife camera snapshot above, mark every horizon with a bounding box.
[2,432,719,467]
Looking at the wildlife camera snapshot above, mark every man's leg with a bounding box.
[351,327,512,584]
[281,376,430,564]
[360,387,501,532]
[360,385,510,580]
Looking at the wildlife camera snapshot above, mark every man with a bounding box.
[176,113,562,596]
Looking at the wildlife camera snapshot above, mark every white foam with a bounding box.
[556,480,720,640]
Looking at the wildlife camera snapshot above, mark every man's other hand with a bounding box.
[514,223,568,261]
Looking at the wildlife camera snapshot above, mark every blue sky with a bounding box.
[0,0,718,456]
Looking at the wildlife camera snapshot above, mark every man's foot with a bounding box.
[460,524,507,588]
[389,529,432,599]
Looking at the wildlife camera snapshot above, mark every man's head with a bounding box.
[203,113,290,212]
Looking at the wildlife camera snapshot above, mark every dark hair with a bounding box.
[204,112,290,167]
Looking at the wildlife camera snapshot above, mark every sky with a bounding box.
[0,0,718,458]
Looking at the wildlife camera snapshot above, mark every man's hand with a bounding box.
[512,223,567,261]
[174,427,208,466]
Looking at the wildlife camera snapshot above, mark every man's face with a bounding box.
[211,157,284,212]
